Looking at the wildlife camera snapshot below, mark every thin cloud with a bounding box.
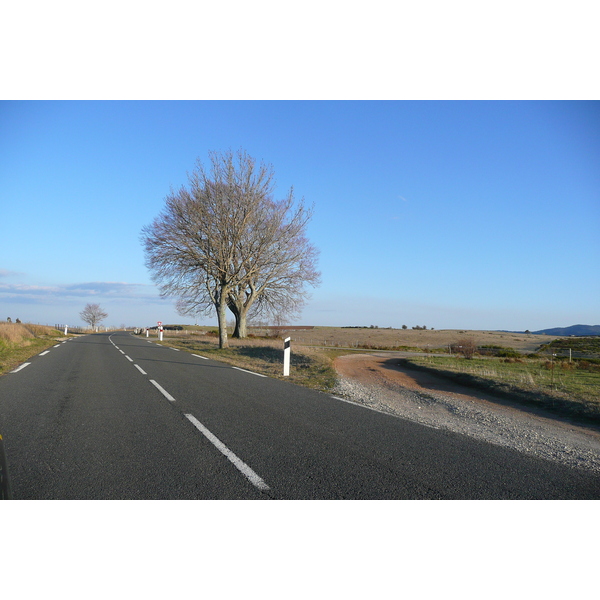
[0,269,23,278]
[0,281,162,303]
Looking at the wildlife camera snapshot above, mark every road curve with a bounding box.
[0,331,599,499]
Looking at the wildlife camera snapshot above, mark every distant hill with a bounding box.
[533,324,600,337]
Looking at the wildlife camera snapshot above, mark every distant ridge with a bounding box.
[533,324,600,337]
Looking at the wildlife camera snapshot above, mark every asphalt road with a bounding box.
[1,331,599,499]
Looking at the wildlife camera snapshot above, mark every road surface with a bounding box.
[0,332,599,499]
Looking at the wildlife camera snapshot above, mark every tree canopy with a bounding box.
[141,149,320,348]
[80,303,108,330]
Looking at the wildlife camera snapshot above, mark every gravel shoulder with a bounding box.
[333,353,600,474]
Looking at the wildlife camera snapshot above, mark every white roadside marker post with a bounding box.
[146,328,149,338]
[64,325,68,336]
[283,337,291,376]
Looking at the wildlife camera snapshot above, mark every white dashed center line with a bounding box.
[184,413,270,492]
[149,380,177,402]
[134,364,147,375]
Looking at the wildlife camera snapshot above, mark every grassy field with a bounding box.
[160,325,556,352]
[270,326,555,353]
[403,354,600,422]
[0,322,65,375]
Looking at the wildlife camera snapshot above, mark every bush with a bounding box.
[450,337,477,359]
[497,349,521,358]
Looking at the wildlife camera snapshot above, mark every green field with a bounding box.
[404,354,600,422]
[537,336,600,359]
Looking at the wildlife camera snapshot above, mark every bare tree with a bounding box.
[142,149,320,348]
[224,192,319,338]
[80,303,108,331]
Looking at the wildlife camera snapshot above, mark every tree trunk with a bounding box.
[216,294,229,349]
[228,301,241,338]
[236,306,248,338]
[228,284,256,339]
[229,301,248,339]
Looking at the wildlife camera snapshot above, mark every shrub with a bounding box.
[497,349,521,358]
[450,337,477,359]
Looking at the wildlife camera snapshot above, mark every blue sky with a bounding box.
[1,100,598,331]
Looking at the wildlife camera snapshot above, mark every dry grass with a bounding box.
[279,326,554,353]
[155,333,339,391]
[0,322,60,346]
[0,322,63,375]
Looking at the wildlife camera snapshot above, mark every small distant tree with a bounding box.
[6,317,11,323]
[80,303,108,331]
[402,324,407,330]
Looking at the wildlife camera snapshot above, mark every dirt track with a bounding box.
[333,353,600,473]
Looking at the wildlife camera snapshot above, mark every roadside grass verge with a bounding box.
[0,323,64,376]
[156,335,340,392]
[402,355,600,423]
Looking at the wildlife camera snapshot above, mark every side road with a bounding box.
[334,353,600,474]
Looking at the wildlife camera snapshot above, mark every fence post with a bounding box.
[283,337,291,376]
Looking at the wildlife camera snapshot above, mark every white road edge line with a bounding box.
[170,347,180,351]
[232,366,267,378]
[53,344,61,348]
[184,413,270,492]
[191,354,209,360]
[39,351,50,356]
[125,355,133,362]
[10,363,31,373]
[149,380,176,402]
[134,364,147,375]
[329,395,430,423]
[119,350,125,354]
[330,395,384,412]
